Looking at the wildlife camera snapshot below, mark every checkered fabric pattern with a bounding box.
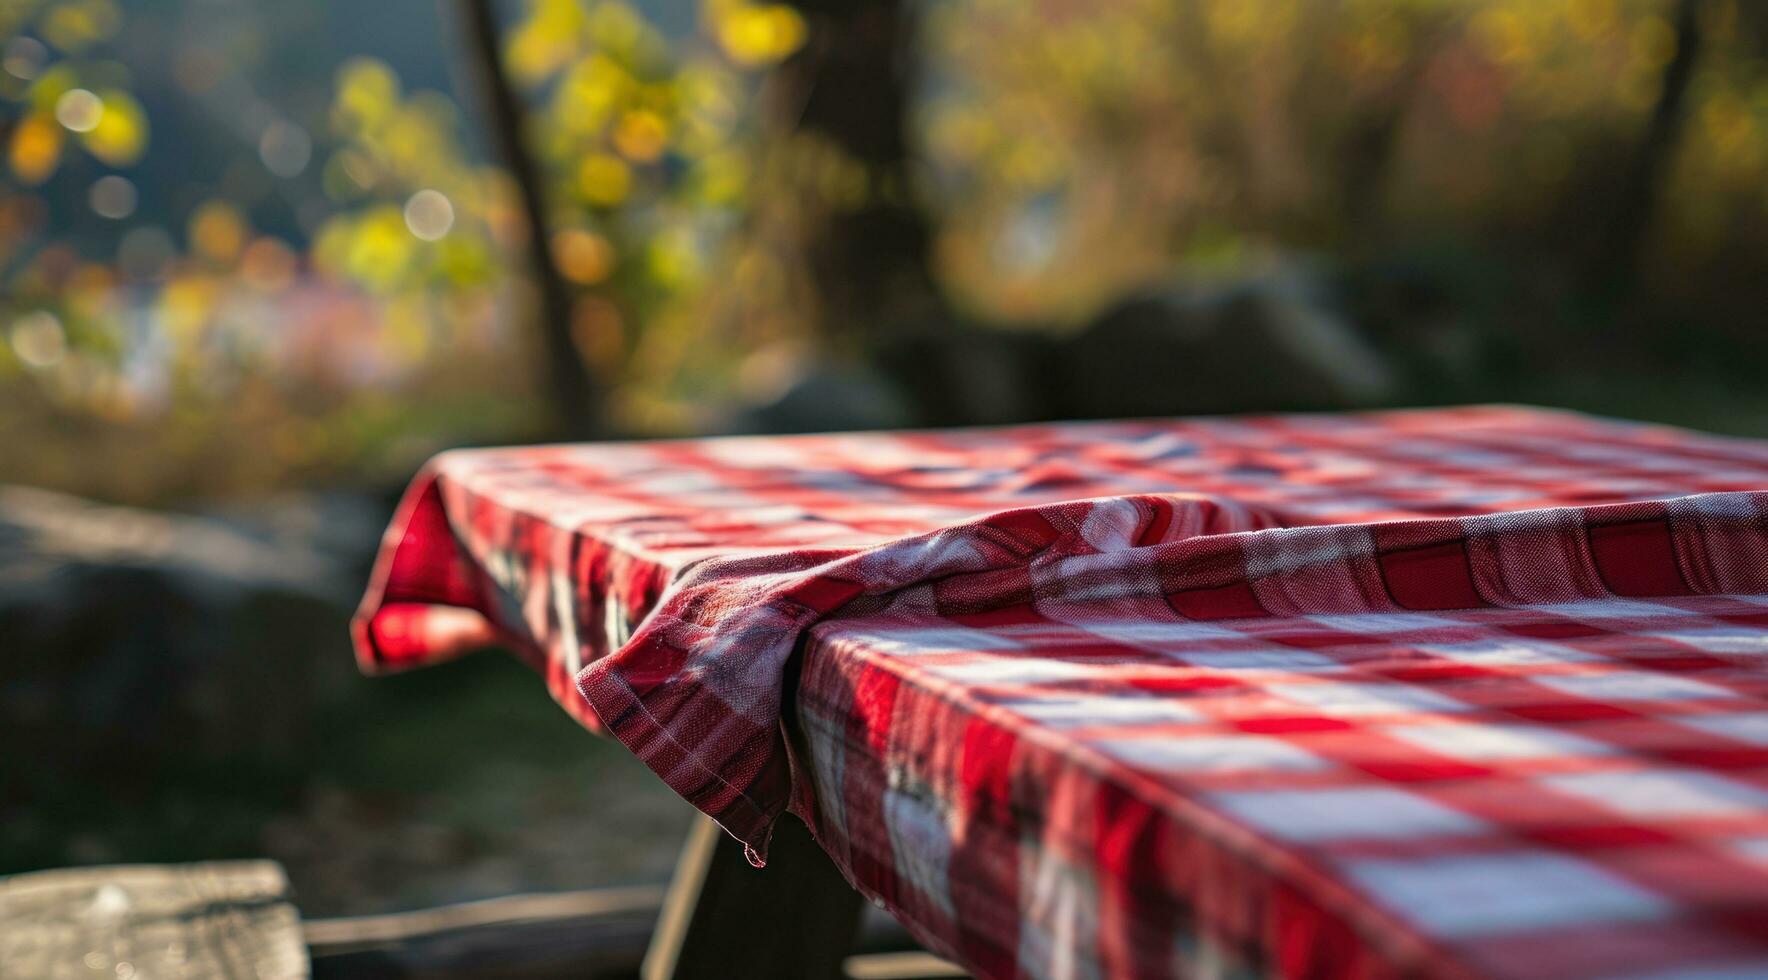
[354,406,1768,979]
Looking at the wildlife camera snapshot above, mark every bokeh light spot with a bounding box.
[403,189,455,241]
[240,237,298,292]
[570,294,625,372]
[89,175,137,219]
[3,37,47,80]
[10,310,67,370]
[8,114,63,184]
[552,228,616,284]
[55,89,104,133]
[81,90,147,165]
[613,110,669,163]
[713,2,806,68]
[259,121,313,178]
[577,153,631,207]
[189,200,247,263]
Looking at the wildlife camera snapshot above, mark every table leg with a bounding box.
[643,813,864,980]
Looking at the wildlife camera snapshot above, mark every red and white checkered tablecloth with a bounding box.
[354,406,1768,979]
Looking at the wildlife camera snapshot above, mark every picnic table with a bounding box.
[354,405,1768,979]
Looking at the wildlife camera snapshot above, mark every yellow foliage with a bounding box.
[311,217,356,279]
[693,149,747,206]
[1567,0,1619,41]
[999,140,1062,191]
[80,88,147,165]
[436,235,496,286]
[9,113,63,184]
[577,152,632,206]
[1630,15,1678,72]
[552,228,616,284]
[646,227,701,288]
[159,275,218,342]
[345,206,417,293]
[384,294,432,362]
[1473,8,1532,65]
[335,58,401,133]
[384,107,443,171]
[613,109,669,162]
[676,64,738,147]
[709,1,805,68]
[556,55,629,134]
[40,0,122,52]
[28,65,79,114]
[927,107,991,164]
[590,1,646,57]
[506,0,590,84]
[189,200,247,263]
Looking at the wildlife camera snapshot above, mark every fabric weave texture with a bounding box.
[355,406,1768,979]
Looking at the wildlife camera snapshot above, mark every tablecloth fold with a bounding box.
[576,490,1768,862]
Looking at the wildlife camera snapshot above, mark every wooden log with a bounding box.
[0,860,307,979]
[310,906,655,979]
[303,880,962,979]
[845,951,971,980]
[306,886,662,980]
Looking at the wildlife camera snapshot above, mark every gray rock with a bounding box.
[727,366,916,435]
[0,487,380,784]
[1055,267,1397,419]
[873,325,1055,427]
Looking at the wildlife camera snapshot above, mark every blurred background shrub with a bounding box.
[5,0,1767,503]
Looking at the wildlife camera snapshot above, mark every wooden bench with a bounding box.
[1,845,963,979]
[0,860,307,979]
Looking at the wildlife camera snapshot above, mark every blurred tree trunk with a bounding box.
[768,0,939,347]
[1590,0,1704,310]
[1336,25,1445,239]
[451,0,601,438]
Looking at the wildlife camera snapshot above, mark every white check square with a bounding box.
[1078,618,1245,647]
[1418,638,1598,666]
[1544,770,1768,817]
[1679,712,1768,746]
[1646,627,1768,655]
[882,785,956,919]
[868,626,1024,655]
[1534,671,1738,702]
[1094,735,1327,773]
[1308,611,1464,634]
[1383,722,1614,760]
[933,658,1102,684]
[1733,838,1768,865]
[999,694,1204,728]
[1268,681,1469,717]
[1211,786,1481,842]
[1529,598,1694,620]
[1178,649,1339,672]
[1343,851,1668,937]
